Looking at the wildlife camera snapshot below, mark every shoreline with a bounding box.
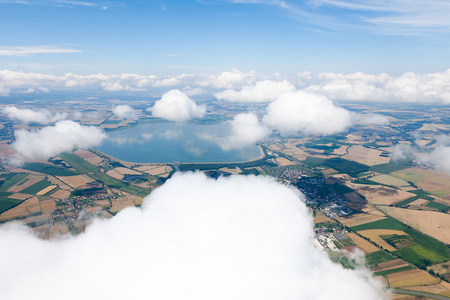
[90,144,266,168]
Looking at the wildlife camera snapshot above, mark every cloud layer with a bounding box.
[0,173,387,300]
[150,89,206,122]
[2,106,67,124]
[220,112,267,150]
[215,80,295,103]
[10,120,107,162]
[263,90,352,135]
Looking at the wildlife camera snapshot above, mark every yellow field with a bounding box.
[36,185,57,196]
[50,189,71,199]
[338,213,386,227]
[342,145,391,166]
[407,198,429,206]
[358,229,408,251]
[114,167,143,175]
[135,165,172,176]
[57,174,96,189]
[388,269,440,288]
[345,232,379,254]
[106,169,124,180]
[346,183,415,205]
[7,193,32,200]
[219,167,242,174]
[313,211,332,224]
[390,167,450,199]
[380,207,450,244]
[332,145,349,155]
[405,281,450,298]
[0,196,41,222]
[276,157,295,166]
[370,174,410,187]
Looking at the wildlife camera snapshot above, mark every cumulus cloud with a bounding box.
[0,45,82,56]
[1,106,67,124]
[197,68,258,89]
[430,145,450,174]
[112,104,138,120]
[220,112,267,150]
[9,120,106,163]
[0,173,387,300]
[149,89,206,122]
[215,80,296,103]
[263,90,352,135]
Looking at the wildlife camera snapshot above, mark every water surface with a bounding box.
[94,122,262,163]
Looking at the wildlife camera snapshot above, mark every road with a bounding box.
[392,288,450,300]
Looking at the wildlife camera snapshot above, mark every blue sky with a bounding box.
[1,0,449,76]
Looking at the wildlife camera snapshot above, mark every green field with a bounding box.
[425,201,449,212]
[19,179,51,195]
[374,265,415,276]
[369,161,414,174]
[0,173,28,191]
[302,157,327,167]
[323,158,369,176]
[59,152,98,174]
[353,217,450,268]
[21,163,77,176]
[365,251,396,266]
[0,198,22,214]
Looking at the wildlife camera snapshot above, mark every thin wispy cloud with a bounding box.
[0,45,82,56]
[200,0,450,34]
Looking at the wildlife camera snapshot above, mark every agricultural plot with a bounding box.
[374,259,410,273]
[0,173,28,191]
[380,207,450,244]
[342,145,391,166]
[428,261,450,276]
[136,165,173,176]
[106,169,124,180]
[313,211,332,224]
[370,174,410,187]
[390,167,450,199]
[59,152,98,174]
[345,232,379,254]
[114,167,143,175]
[338,213,386,228]
[74,149,104,166]
[19,179,51,195]
[323,157,369,176]
[0,196,41,221]
[387,269,440,288]
[36,185,57,196]
[346,183,415,205]
[21,162,77,176]
[57,175,96,190]
[405,281,450,298]
[365,251,396,266]
[0,198,22,216]
[358,229,408,251]
[276,157,295,166]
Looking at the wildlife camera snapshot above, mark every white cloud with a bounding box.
[197,68,258,89]
[149,89,206,122]
[215,80,295,103]
[430,145,450,174]
[220,112,267,150]
[9,120,106,163]
[2,106,67,124]
[263,90,352,135]
[0,172,388,300]
[351,112,390,126]
[0,45,82,56]
[112,105,138,120]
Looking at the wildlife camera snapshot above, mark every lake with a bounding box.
[94,122,262,163]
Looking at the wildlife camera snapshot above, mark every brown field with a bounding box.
[48,224,70,239]
[313,211,332,224]
[7,193,32,200]
[338,213,386,227]
[114,167,143,175]
[330,173,355,183]
[345,232,379,254]
[32,224,50,239]
[380,207,450,244]
[344,192,366,203]
[388,269,440,288]
[370,174,410,187]
[342,145,391,166]
[344,133,367,144]
[39,199,56,214]
[358,229,409,251]
[408,206,438,211]
[36,185,57,196]
[433,197,450,207]
[50,189,71,199]
[377,141,393,146]
[0,196,41,222]
[276,157,295,166]
[346,183,415,205]
[106,169,124,180]
[109,189,141,213]
[332,145,349,155]
[47,175,73,191]
[57,174,96,189]
[374,259,410,272]
[428,262,450,275]
[136,165,173,176]
[407,198,429,206]
[8,176,43,193]
[74,149,104,166]
[321,168,338,176]
[406,281,450,298]
[390,167,450,199]
[95,200,111,208]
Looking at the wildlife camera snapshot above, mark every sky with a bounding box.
[1,0,450,76]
